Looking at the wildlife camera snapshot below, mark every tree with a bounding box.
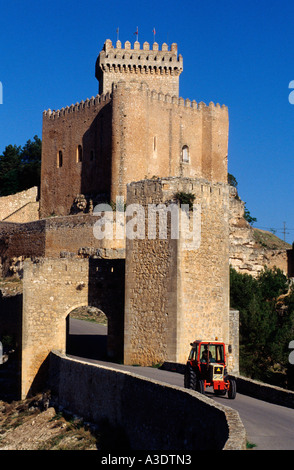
[0,144,22,195]
[0,136,41,196]
[228,173,238,188]
[244,203,257,225]
[19,135,42,191]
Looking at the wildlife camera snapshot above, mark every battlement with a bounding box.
[43,92,112,119]
[113,80,228,113]
[42,83,227,121]
[96,39,183,96]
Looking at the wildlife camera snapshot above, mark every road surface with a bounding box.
[67,318,294,450]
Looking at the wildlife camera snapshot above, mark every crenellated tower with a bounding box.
[95,39,183,96]
[40,38,228,217]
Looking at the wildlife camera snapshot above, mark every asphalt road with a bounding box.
[67,318,294,450]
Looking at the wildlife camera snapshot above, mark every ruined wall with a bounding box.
[43,214,125,257]
[0,187,39,222]
[124,177,234,369]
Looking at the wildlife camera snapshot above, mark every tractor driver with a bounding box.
[201,346,212,363]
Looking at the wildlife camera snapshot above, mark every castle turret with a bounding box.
[96,39,183,96]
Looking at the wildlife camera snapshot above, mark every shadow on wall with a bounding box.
[66,308,108,361]
[0,293,23,400]
[80,102,112,205]
[87,258,125,362]
[66,333,108,360]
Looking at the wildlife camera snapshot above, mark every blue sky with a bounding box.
[0,0,293,243]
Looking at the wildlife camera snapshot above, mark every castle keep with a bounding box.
[40,39,228,217]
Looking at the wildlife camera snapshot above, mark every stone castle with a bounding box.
[40,39,228,217]
[1,38,291,398]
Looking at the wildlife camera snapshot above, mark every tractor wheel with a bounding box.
[189,368,197,390]
[196,379,205,394]
[184,365,197,390]
[184,365,190,388]
[228,378,237,399]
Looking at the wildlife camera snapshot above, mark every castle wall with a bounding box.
[0,215,125,277]
[3,202,39,223]
[43,214,125,257]
[124,177,233,368]
[40,95,112,218]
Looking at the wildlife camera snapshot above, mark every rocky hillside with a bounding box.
[0,393,98,450]
[229,186,292,277]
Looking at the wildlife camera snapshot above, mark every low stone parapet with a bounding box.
[235,375,294,409]
[49,351,246,450]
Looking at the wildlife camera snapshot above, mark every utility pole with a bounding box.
[282,221,289,242]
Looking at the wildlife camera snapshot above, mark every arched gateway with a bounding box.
[21,257,125,398]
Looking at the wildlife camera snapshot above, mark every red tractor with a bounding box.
[184,340,236,399]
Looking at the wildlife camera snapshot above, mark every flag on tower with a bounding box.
[134,26,138,39]
[152,28,156,43]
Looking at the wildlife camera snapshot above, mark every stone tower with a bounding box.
[95,39,183,96]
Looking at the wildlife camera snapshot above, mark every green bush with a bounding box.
[174,191,195,210]
[230,266,294,388]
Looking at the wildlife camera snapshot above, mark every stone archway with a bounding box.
[21,257,125,398]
